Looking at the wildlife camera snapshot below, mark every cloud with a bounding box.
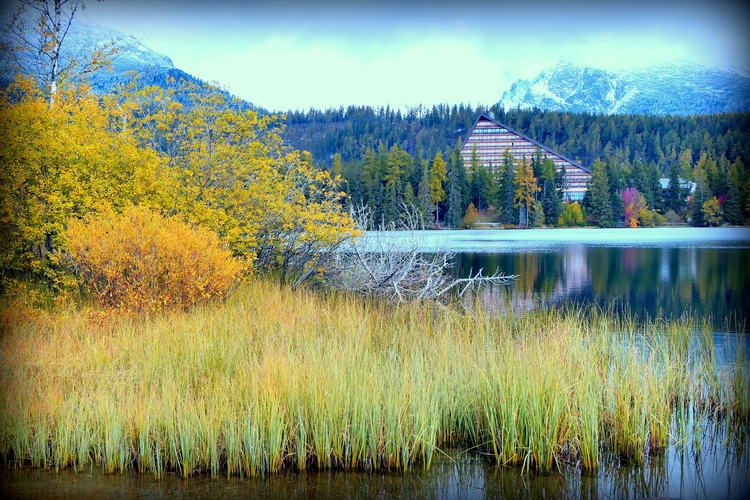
[78,0,749,110]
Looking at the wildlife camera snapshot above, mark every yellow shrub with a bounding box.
[64,206,242,312]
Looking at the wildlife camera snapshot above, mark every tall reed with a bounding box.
[0,280,747,477]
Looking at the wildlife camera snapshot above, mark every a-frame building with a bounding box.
[461,114,591,201]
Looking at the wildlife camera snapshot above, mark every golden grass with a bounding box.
[0,280,747,477]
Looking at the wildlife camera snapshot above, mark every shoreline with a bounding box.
[360,227,750,251]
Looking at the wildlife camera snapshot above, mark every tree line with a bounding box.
[283,105,749,169]
[330,140,748,228]
[283,105,750,227]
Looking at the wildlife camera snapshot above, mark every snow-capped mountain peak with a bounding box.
[498,61,750,115]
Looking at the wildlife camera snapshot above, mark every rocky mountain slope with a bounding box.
[0,18,254,107]
[498,61,750,115]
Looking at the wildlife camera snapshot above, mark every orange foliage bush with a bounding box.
[64,206,242,312]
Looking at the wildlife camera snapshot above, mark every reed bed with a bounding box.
[0,280,747,477]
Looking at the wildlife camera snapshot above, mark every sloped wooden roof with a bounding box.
[468,114,592,174]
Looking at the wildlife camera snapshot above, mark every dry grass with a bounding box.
[0,280,747,477]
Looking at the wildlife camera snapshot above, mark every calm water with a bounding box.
[3,442,749,499]
[363,227,750,330]
[453,244,750,329]
[4,228,749,499]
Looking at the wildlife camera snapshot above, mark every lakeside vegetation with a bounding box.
[1,3,748,491]
[321,137,750,229]
[282,105,750,229]
[0,75,358,289]
[2,281,749,477]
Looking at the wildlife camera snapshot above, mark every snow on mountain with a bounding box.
[62,21,178,91]
[1,18,263,111]
[66,22,175,71]
[498,61,750,115]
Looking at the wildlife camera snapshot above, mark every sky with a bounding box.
[67,0,750,111]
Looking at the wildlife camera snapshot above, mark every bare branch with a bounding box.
[322,204,517,303]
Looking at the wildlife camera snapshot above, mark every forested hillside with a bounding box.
[282,106,750,228]
[283,105,750,168]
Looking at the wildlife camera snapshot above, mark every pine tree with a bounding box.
[589,159,613,227]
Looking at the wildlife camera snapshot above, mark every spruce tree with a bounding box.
[589,159,613,227]
[496,151,517,225]
[664,162,684,213]
[532,202,546,228]
[360,149,381,207]
[417,158,431,218]
[724,161,745,225]
[467,146,491,210]
[632,161,654,208]
[725,181,743,225]
[446,148,468,228]
[677,149,694,180]
[606,159,625,224]
[648,162,664,212]
[540,158,562,225]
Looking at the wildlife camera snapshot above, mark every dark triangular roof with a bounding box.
[468,114,591,174]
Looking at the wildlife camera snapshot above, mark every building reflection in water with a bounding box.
[454,244,748,330]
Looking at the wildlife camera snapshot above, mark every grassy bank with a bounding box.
[1,281,747,477]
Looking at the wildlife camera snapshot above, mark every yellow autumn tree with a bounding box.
[2,73,358,287]
[0,76,166,275]
[702,197,722,227]
[112,78,360,283]
[513,158,540,227]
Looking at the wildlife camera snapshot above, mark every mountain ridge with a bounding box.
[498,61,750,115]
[0,18,261,110]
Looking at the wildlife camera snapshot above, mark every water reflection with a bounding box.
[3,440,749,499]
[453,245,750,330]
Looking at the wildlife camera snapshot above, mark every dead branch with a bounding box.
[323,203,516,303]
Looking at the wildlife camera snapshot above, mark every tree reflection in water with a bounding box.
[454,244,749,331]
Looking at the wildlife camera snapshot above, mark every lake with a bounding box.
[363,227,750,330]
[3,441,749,499]
[3,227,749,499]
